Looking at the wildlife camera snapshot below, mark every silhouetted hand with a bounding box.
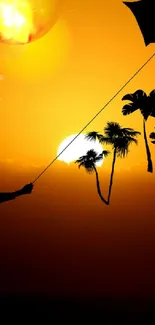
[0,183,34,203]
[19,183,34,195]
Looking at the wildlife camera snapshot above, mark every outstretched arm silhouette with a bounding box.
[0,183,33,203]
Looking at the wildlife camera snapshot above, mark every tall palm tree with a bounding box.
[122,89,155,173]
[75,149,109,205]
[86,122,140,204]
[149,128,155,144]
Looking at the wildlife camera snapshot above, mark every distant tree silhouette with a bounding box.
[122,89,155,173]
[86,122,140,204]
[75,149,109,205]
[149,127,155,144]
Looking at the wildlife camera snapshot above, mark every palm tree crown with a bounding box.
[86,122,140,157]
[75,149,109,205]
[122,89,155,173]
[85,122,140,204]
[75,149,109,173]
[122,89,155,120]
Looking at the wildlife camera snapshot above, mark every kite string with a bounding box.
[32,52,155,184]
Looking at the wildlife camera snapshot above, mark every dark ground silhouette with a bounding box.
[0,295,155,321]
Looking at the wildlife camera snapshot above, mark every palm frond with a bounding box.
[75,159,95,173]
[104,122,121,135]
[133,89,147,98]
[150,108,155,118]
[94,150,110,162]
[94,155,104,163]
[75,148,108,173]
[122,90,151,120]
[77,161,85,169]
[116,141,129,158]
[96,133,105,142]
[149,125,155,143]
[102,150,110,157]
[117,147,129,158]
[149,132,155,139]
[122,90,147,102]
[122,103,139,115]
[149,89,155,98]
[87,149,97,154]
[122,93,134,101]
[121,127,134,132]
[106,121,121,128]
[83,162,95,174]
[148,91,155,117]
[98,136,113,145]
[85,132,102,142]
[114,134,138,157]
[122,89,149,119]
[127,137,138,145]
[75,156,86,164]
[86,149,98,158]
[121,128,141,136]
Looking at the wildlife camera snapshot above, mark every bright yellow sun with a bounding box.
[57,134,104,167]
[0,0,34,43]
[0,0,60,44]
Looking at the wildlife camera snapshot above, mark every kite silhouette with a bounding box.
[123,0,155,46]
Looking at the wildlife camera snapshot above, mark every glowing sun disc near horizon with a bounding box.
[57,134,104,167]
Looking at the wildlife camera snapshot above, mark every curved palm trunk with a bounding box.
[107,147,117,204]
[94,166,108,205]
[143,119,153,173]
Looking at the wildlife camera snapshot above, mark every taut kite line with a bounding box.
[32,0,155,184]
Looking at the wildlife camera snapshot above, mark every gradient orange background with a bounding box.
[0,0,155,297]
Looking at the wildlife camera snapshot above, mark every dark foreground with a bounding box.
[0,295,155,321]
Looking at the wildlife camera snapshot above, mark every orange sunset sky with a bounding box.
[0,0,155,297]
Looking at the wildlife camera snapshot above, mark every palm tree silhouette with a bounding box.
[86,122,140,204]
[122,89,155,173]
[149,128,155,144]
[75,149,109,205]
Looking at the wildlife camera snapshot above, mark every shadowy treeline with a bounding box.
[75,89,155,205]
[0,294,155,321]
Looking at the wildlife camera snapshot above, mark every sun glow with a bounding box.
[0,0,60,44]
[0,0,34,44]
[57,134,104,167]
